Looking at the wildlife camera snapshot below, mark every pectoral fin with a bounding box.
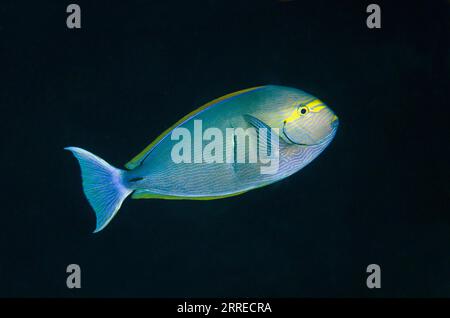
[243,114,286,155]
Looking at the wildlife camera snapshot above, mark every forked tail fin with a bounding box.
[65,147,132,233]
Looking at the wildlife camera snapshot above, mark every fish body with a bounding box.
[66,85,339,232]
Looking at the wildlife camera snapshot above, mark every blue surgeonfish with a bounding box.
[66,85,339,232]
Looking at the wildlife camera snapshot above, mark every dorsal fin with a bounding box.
[125,86,264,170]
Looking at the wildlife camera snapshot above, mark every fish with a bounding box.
[66,85,339,232]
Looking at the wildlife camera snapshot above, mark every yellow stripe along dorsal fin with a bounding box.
[124,86,264,170]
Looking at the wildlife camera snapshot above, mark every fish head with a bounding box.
[281,98,339,146]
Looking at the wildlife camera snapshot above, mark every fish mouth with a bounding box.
[282,121,338,146]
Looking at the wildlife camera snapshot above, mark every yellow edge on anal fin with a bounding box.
[124,86,264,170]
[131,190,248,200]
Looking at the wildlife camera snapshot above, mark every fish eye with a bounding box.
[298,106,309,116]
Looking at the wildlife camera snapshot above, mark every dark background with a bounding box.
[1,0,449,297]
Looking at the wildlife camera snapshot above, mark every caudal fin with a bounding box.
[65,147,132,233]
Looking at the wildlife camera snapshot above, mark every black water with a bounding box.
[1,0,449,297]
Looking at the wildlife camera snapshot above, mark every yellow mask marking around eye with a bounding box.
[310,105,326,113]
[284,99,326,123]
[308,99,327,113]
[284,109,301,124]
